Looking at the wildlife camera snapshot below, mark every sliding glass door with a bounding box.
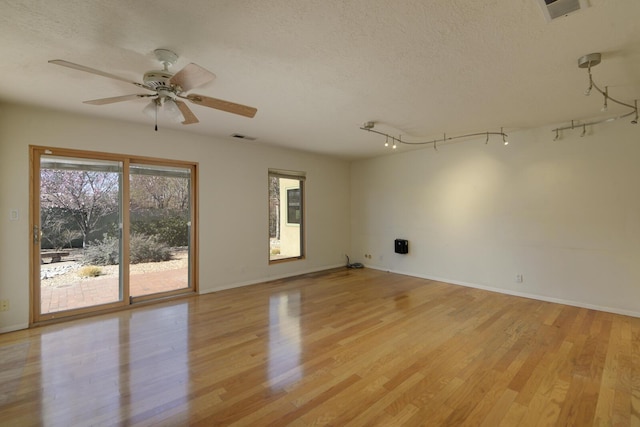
[38,155,124,316]
[31,147,197,322]
[129,163,192,300]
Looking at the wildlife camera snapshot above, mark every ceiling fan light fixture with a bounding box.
[164,99,185,123]
[142,99,158,118]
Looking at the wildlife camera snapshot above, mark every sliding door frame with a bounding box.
[128,158,197,304]
[29,145,198,325]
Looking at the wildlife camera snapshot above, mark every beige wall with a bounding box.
[4,100,638,332]
[351,122,640,316]
[0,103,350,332]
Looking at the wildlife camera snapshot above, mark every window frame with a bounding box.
[30,145,198,325]
[268,169,305,264]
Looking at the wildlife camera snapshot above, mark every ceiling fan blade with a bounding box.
[175,100,199,124]
[186,94,257,118]
[83,94,155,105]
[170,63,216,92]
[49,59,151,90]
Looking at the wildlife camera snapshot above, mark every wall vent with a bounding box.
[231,133,257,141]
[537,0,589,22]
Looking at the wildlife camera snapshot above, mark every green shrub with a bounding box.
[83,234,119,265]
[78,266,102,277]
[130,234,172,264]
[83,233,172,265]
[131,215,189,247]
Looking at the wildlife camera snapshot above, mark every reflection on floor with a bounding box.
[3,267,639,425]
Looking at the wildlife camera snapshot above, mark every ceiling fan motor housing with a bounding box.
[143,70,174,91]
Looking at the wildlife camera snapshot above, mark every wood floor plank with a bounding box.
[498,400,529,427]
[1,267,639,425]
[479,388,518,427]
[630,319,640,426]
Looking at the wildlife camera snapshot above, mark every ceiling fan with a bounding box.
[49,49,257,127]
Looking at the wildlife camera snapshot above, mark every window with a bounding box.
[287,188,301,224]
[269,169,305,262]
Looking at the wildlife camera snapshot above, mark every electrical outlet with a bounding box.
[0,299,9,311]
[516,274,524,283]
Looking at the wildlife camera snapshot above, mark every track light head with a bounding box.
[601,87,609,112]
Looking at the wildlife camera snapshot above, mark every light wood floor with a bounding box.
[1,268,639,426]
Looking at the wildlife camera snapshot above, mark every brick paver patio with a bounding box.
[40,268,188,314]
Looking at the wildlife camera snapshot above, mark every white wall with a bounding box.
[351,122,640,317]
[0,103,350,332]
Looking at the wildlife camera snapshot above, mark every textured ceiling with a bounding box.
[1,0,639,159]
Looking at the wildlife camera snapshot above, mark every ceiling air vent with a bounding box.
[537,0,589,22]
[231,133,257,141]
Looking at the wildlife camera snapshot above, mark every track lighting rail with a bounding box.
[553,110,637,133]
[552,53,639,137]
[362,53,638,149]
[360,122,508,150]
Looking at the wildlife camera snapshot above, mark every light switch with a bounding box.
[9,210,19,221]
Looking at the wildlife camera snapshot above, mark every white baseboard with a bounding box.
[366,265,640,319]
[199,263,346,295]
[0,323,29,334]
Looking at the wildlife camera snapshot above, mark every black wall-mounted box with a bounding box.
[394,239,409,254]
